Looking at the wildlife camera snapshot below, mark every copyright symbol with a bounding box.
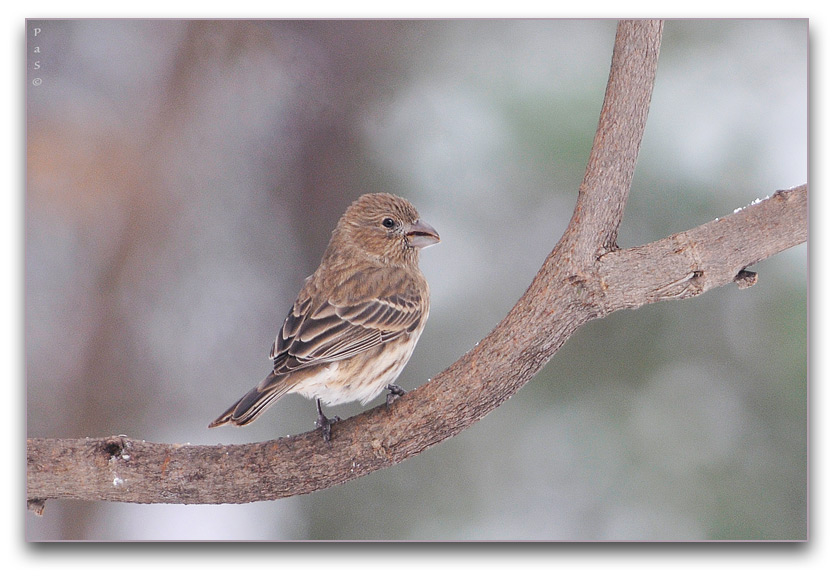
[32,78,42,86]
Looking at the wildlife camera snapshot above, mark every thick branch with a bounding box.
[570,19,663,257]
[597,186,807,312]
[26,20,807,510]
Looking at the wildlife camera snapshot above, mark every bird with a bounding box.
[209,193,440,441]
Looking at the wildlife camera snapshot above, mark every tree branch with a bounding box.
[572,19,662,256]
[26,20,807,511]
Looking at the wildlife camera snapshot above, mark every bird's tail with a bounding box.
[208,372,293,428]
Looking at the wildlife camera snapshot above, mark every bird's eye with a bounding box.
[382,217,396,229]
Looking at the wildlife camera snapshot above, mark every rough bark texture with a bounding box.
[26,20,808,511]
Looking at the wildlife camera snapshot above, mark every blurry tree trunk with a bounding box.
[26,20,808,512]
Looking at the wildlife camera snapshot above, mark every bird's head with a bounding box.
[334,193,440,265]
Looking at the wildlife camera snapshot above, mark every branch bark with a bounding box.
[26,20,808,512]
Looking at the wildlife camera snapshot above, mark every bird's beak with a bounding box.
[405,219,440,249]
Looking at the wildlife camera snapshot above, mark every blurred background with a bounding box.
[25,19,806,541]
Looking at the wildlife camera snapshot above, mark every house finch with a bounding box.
[209,193,440,441]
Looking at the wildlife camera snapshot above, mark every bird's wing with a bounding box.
[269,269,425,374]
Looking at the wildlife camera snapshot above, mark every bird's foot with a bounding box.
[385,384,406,408]
[316,399,340,442]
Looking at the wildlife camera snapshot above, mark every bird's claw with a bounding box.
[385,384,406,408]
[316,399,340,442]
[317,415,341,442]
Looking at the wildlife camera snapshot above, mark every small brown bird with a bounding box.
[209,193,440,441]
